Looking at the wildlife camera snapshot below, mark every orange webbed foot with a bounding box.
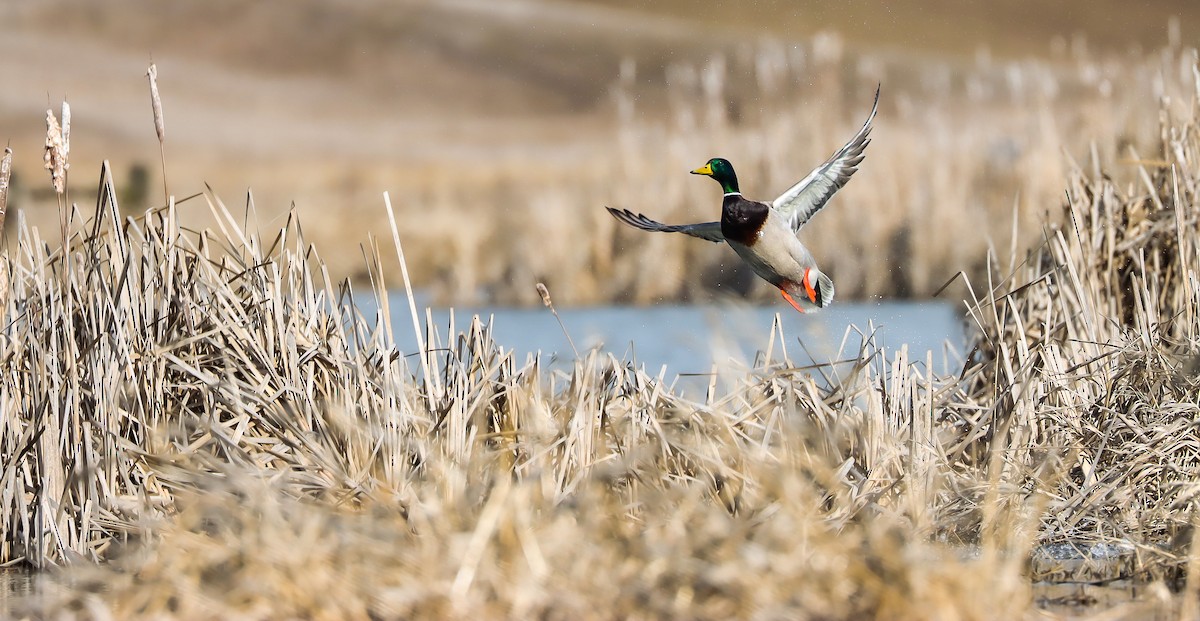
[802,268,818,304]
[780,289,806,313]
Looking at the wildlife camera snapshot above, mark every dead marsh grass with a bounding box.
[1,41,1200,621]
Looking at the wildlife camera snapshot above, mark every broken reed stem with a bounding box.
[147,63,169,206]
[383,191,435,405]
[0,146,10,311]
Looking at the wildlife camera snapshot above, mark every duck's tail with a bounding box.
[780,269,835,313]
[814,271,834,308]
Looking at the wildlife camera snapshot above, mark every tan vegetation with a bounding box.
[0,48,1197,620]
[581,0,1200,60]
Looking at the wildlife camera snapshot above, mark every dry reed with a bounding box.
[0,146,9,346]
[146,62,168,206]
[0,145,11,234]
[42,106,67,197]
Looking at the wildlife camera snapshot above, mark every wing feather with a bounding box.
[606,207,725,243]
[771,85,879,232]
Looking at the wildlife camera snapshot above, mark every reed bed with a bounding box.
[2,164,1035,618]
[1,46,1199,621]
[954,55,1200,581]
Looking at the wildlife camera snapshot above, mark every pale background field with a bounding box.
[1,0,1196,304]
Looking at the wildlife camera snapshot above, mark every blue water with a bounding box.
[383,297,966,378]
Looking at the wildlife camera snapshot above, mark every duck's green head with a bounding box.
[691,157,740,194]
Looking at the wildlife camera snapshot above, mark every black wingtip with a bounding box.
[605,206,633,221]
[607,206,635,219]
[606,206,644,229]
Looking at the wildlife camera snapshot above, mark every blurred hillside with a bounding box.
[584,0,1198,59]
[0,0,1196,304]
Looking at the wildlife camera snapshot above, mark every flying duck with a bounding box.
[607,86,879,313]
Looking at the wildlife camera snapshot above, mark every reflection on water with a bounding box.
[2,568,36,617]
[384,298,966,378]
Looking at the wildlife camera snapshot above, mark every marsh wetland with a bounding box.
[1,3,1200,619]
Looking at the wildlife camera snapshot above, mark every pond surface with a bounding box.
[382,297,967,381]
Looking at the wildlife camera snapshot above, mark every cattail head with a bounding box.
[147,63,165,143]
[44,107,68,195]
[148,62,169,204]
[536,282,553,307]
[0,146,11,223]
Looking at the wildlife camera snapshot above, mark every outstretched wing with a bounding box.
[771,85,879,232]
[606,207,725,243]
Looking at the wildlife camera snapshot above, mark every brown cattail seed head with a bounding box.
[44,108,68,194]
[536,282,553,307]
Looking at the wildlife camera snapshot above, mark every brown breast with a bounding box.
[720,196,770,246]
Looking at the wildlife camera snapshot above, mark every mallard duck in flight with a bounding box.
[608,86,879,313]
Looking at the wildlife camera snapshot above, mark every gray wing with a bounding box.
[771,85,879,232]
[606,207,724,243]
